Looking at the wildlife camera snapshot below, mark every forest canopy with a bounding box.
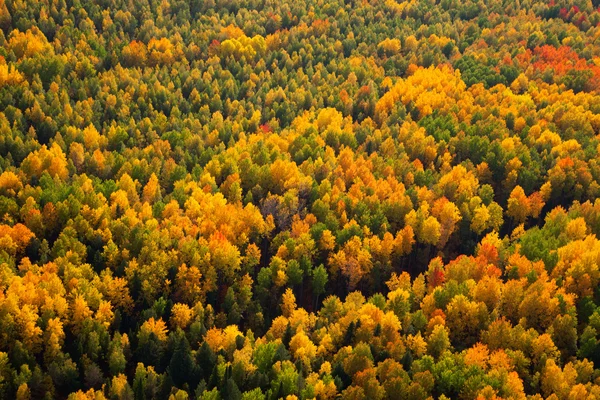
[1,0,600,399]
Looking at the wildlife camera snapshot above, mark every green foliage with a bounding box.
[0,0,600,399]
[455,56,506,88]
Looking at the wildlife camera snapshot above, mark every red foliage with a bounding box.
[559,7,568,18]
[211,230,227,243]
[358,85,372,96]
[260,123,271,133]
[530,45,600,89]
[477,242,499,267]
[557,156,575,169]
[311,18,330,35]
[430,266,445,288]
[430,309,446,320]
[514,49,532,68]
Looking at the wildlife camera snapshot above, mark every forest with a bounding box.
[1,0,600,398]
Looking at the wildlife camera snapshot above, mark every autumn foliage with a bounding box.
[0,0,599,399]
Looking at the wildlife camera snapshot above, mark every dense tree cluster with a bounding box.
[1,0,600,398]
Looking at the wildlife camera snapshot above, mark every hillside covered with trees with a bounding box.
[1,0,600,398]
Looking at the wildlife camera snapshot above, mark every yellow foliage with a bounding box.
[289,330,317,367]
[0,62,24,86]
[170,303,194,330]
[140,317,168,342]
[220,34,266,60]
[378,38,401,54]
[20,143,69,180]
[328,236,372,290]
[0,223,34,255]
[281,288,297,318]
[8,27,52,59]
[464,342,490,370]
[376,65,469,120]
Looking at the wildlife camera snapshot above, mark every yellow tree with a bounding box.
[328,236,372,290]
[142,173,162,204]
[432,198,461,248]
[507,185,530,224]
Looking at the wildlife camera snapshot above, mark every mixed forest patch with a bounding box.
[1,0,600,398]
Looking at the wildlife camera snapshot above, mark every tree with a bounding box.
[432,198,461,248]
[168,330,198,388]
[427,325,451,359]
[328,236,372,290]
[121,41,148,67]
[281,288,296,318]
[170,304,194,331]
[507,186,531,224]
[20,143,69,180]
[109,374,134,400]
[343,343,374,378]
[311,264,328,307]
[137,318,168,368]
[445,295,489,347]
[289,330,317,369]
[8,27,53,59]
[142,173,162,204]
[208,231,241,285]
